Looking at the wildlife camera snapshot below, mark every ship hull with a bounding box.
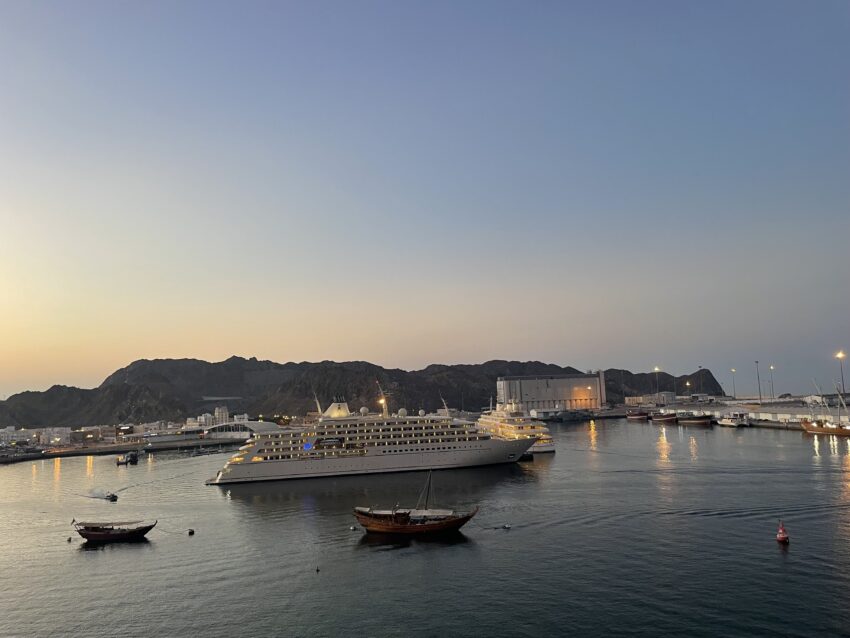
[650,414,678,423]
[678,417,713,426]
[717,419,746,427]
[530,440,556,453]
[76,522,156,543]
[207,438,535,485]
[800,421,850,436]
[626,414,649,421]
[354,508,477,534]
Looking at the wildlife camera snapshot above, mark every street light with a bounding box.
[769,365,775,399]
[755,360,762,405]
[653,366,661,396]
[685,380,691,396]
[837,351,846,395]
[730,368,736,399]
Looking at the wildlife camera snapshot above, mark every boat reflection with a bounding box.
[520,452,555,479]
[224,464,531,513]
[77,538,152,552]
[356,530,472,550]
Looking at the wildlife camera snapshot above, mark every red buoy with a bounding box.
[776,520,789,544]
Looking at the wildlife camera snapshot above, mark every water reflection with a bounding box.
[86,456,94,478]
[224,465,528,514]
[656,427,671,464]
[77,538,153,552]
[813,436,820,458]
[53,458,61,483]
[689,436,698,461]
[356,531,472,550]
[521,453,555,479]
[588,421,598,451]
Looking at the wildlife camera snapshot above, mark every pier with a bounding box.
[0,437,240,465]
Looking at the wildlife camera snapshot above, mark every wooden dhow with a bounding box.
[353,471,477,535]
[676,412,713,426]
[73,520,157,543]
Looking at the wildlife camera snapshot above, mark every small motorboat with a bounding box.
[717,412,750,427]
[116,450,139,466]
[626,410,649,421]
[354,471,477,535]
[105,492,118,502]
[73,520,157,543]
[776,520,789,544]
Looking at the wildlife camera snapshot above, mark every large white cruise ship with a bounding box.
[476,403,555,454]
[206,401,536,485]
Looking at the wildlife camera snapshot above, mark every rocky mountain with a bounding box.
[0,357,723,427]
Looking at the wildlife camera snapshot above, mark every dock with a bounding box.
[0,438,240,465]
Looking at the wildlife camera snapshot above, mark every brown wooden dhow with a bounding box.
[677,412,713,426]
[353,471,477,535]
[800,418,850,436]
[73,520,157,542]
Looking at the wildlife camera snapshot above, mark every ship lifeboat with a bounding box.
[776,520,789,544]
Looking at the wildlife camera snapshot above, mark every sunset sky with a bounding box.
[1,1,848,399]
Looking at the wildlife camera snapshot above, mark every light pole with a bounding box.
[685,380,691,397]
[654,366,661,398]
[730,368,736,399]
[769,365,775,399]
[837,351,846,395]
[698,365,702,394]
[755,360,762,405]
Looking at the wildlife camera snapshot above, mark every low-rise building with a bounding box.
[497,372,607,418]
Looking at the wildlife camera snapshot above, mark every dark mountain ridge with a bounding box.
[0,357,722,427]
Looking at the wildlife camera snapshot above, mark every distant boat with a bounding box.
[677,412,713,426]
[776,520,789,544]
[476,403,555,454]
[626,410,649,421]
[800,417,850,436]
[801,383,849,435]
[650,412,678,423]
[105,492,118,502]
[116,451,139,466]
[717,412,749,427]
[353,471,477,535]
[73,520,156,543]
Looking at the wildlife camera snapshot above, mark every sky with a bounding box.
[0,0,848,399]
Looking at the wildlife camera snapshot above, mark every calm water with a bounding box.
[2,420,850,637]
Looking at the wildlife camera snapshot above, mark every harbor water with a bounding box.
[2,420,849,637]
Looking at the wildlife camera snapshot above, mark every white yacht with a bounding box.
[206,401,535,485]
[476,403,555,454]
[717,412,750,427]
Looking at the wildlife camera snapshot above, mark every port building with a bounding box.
[496,372,606,418]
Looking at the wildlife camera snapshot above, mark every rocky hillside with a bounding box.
[0,357,722,427]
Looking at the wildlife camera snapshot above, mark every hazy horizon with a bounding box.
[1,1,848,399]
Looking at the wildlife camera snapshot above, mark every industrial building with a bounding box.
[496,372,606,418]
